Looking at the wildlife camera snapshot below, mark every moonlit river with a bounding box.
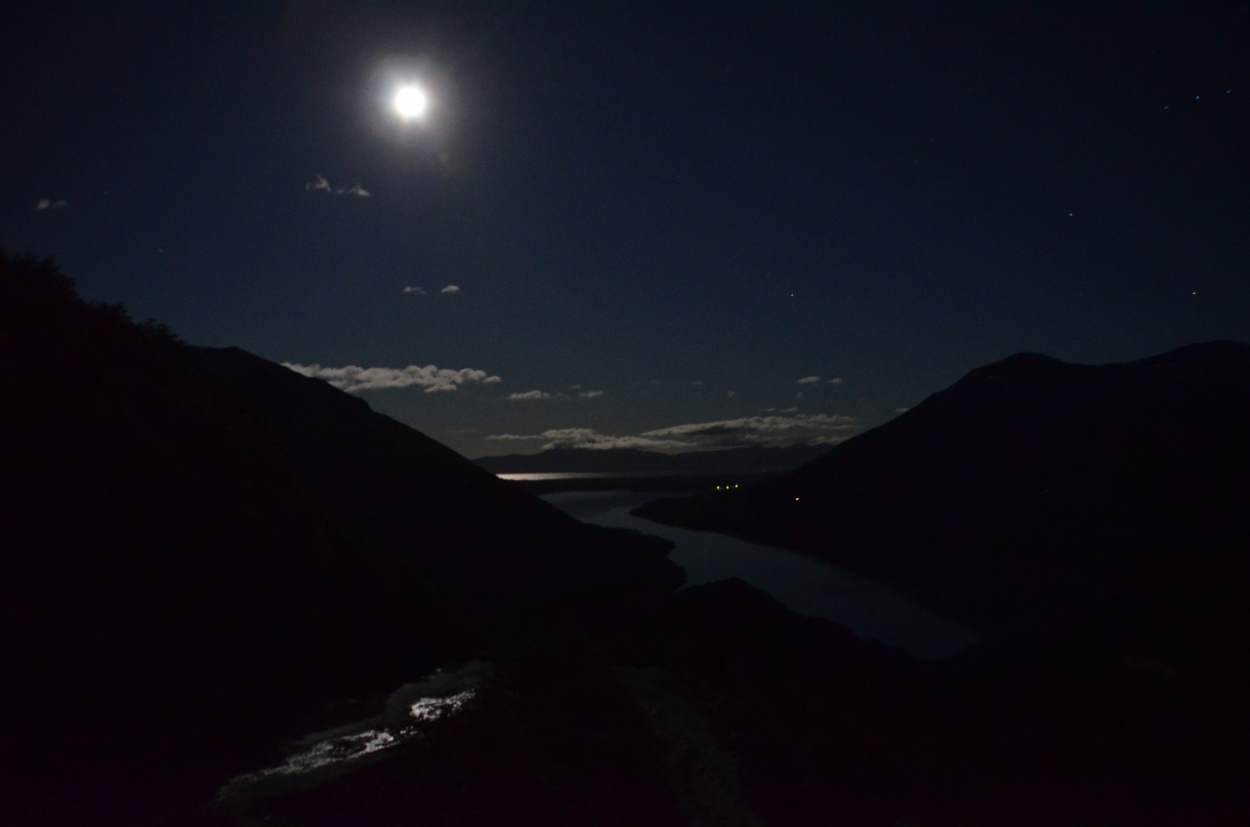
[545,490,980,661]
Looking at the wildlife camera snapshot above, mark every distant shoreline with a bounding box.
[496,471,783,495]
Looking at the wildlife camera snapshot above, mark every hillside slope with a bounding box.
[0,250,681,818]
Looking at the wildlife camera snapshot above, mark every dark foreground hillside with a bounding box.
[0,251,682,822]
[4,250,1248,826]
[639,342,1250,822]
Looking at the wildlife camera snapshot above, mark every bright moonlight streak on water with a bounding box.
[393,85,428,120]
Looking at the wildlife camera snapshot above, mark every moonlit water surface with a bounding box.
[546,491,980,660]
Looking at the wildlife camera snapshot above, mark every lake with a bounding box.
[545,490,980,661]
[498,472,680,481]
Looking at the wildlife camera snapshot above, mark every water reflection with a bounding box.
[547,491,980,660]
[499,471,672,481]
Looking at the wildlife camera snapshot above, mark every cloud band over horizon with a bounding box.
[487,412,860,452]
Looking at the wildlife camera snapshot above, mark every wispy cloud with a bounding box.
[798,375,844,386]
[643,413,858,447]
[284,363,501,393]
[305,174,331,193]
[487,428,690,452]
[35,198,68,210]
[306,175,370,196]
[488,413,860,452]
[507,390,552,401]
[402,284,460,297]
[503,385,602,401]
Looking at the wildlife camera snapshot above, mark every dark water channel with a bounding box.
[546,490,980,661]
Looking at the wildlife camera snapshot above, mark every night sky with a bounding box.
[5,1,1249,459]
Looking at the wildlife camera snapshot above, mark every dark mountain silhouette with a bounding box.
[638,342,1250,637]
[7,248,1248,826]
[634,344,1250,823]
[475,444,830,475]
[0,250,681,820]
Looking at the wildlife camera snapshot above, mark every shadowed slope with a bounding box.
[195,345,682,634]
[633,344,1250,822]
[0,250,680,820]
[637,343,1250,636]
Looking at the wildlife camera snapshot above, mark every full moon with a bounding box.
[393,85,428,120]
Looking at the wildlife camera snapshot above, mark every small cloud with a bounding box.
[828,377,844,385]
[402,286,427,296]
[503,383,597,400]
[796,392,804,400]
[726,390,736,398]
[507,390,552,401]
[283,363,501,393]
[895,407,910,414]
[440,285,460,294]
[692,380,704,386]
[308,176,370,196]
[797,376,822,385]
[35,198,68,211]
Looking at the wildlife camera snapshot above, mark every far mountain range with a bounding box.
[474,444,831,475]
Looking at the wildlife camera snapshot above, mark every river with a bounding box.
[545,490,980,661]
